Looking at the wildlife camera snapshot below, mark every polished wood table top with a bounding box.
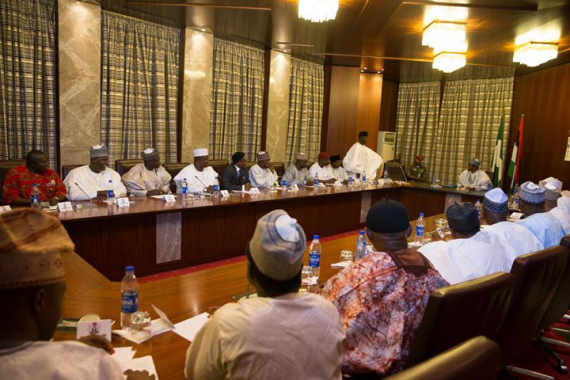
[56,214,447,380]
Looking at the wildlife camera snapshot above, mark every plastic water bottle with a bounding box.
[281,179,287,192]
[513,197,520,210]
[308,235,321,282]
[415,213,425,243]
[362,175,367,186]
[31,184,40,208]
[348,176,354,187]
[475,199,482,217]
[314,178,319,187]
[213,179,220,197]
[355,230,367,260]
[384,170,389,179]
[120,266,139,331]
[107,180,115,205]
[181,178,189,199]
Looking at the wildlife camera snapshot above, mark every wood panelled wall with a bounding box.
[324,66,382,157]
[507,62,570,186]
[379,79,398,132]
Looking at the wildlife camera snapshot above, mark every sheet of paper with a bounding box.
[173,312,210,342]
[112,347,136,361]
[151,194,173,200]
[331,261,352,269]
[152,304,174,328]
[113,355,159,380]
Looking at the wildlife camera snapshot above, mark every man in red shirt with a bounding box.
[2,150,66,206]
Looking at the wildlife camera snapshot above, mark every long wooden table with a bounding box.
[57,214,446,380]
[56,182,482,280]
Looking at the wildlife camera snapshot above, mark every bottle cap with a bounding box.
[313,235,320,239]
[419,212,424,216]
[360,230,365,235]
[126,266,134,272]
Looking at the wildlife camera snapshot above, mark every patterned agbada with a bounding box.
[2,165,66,204]
[320,249,448,376]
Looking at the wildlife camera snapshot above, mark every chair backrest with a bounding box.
[0,159,25,203]
[115,159,143,176]
[163,163,190,180]
[271,162,285,177]
[209,160,228,179]
[387,336,500,380]
[62,164,84,180]
[539,236,570,330]
[497,245,569,363]
[406,272,513,367]
[386,163,408,181]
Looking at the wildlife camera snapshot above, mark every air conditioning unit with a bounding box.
[377,131,395,161]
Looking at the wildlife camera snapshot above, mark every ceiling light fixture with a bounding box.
[433,51,466,73]
[513,41,558,67]
[422,21,466,49]
[298,0,339,23]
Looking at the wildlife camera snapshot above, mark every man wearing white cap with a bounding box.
[185,210,344,380]
[249,151,278,188]
[121,148,171,197]
[282,153,313,186]
[458,158,492,191]
[481,188,509,225]
[63,145,127,202]
[174,148,218,194]
[0,209,152,379]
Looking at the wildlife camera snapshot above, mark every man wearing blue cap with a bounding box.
[458,158,492,191]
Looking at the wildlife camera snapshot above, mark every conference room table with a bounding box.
[56,214,449,380]
[56,181,484,280]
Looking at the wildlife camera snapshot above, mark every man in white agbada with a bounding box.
[309,152,336,183]
[63,145,127,202]
[540,178,570,234]
[185,210,344,380]
[282,153,313,186]
[174,148,219,194]
[121,148,171,196]
[419,203,511,285]
[0,209,152,380]
[342,131,383,180]
[457,158,492,191]
[331,155,349,182]
[249,151,279,188]
[552,195,570,234]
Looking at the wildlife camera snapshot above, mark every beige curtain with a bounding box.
[434,77,513,185]
[395,81,441,179]
[286,58,324,164]
[209,39,264,161]
[100,11,179,164]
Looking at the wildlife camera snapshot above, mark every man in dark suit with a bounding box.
[221,152,251,191]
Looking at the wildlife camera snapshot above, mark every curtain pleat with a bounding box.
[209,38,264,162]
[0,0,57,168]
[285,58,324,164]
[101,11,179,163]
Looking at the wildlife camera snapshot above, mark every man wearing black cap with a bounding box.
[330,155,348,182]
[342,131,384,180]
[220,152,251,191]
[320,198,448,377]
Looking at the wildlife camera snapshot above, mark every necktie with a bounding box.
[237,169,240,182]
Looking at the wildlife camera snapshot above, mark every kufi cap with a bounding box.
[544,183,561,202]
[90,145,108,158]
[0,209,72,289]
[249,210,306,281]
[469,158,481,167]
[318,152,330,160]
[296,153,308,161]
[446,203,480,233]
[358,131,369,137]
[141,148,159,161]
[257,151,270,161]
[519,181,545,204]
[540,177,563,191]
[330,155,341,163]
[366,197,410,233]
[416,155,424,162]
[483,188,508,214]
[193,148,208,158]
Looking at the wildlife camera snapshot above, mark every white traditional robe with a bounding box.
[121,163,171,196]
[309,163,335,181]
[174,164,218,193]
[342,143,383,180]
[549,207,570,234]
[458,170,492,190]
[185,292,344,380]
[517,213,566,249]
[482,221,543,269]
[332,166,349,181]
[64,165,127,201]
[282,165,311,185]
[249,164,279,188]
[419,231,512,285]
[0,341,124,379]
[557,196,570,214]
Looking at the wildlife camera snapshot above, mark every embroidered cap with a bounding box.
[90,145,108,158]
[483,188,509,214]
[257,151,270,162]
[141,148,159,161]
[249,210,306,281]
[296,153,308,161]
[193,148,208,158]
[520,181,545,204]
[544,183,561,201]
[469,158,481,167]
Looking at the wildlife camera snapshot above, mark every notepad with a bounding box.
[173,312,210,342]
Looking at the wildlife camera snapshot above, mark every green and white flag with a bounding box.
[492,116,504,187]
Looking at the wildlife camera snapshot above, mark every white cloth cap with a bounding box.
[485,188,508,204]
[275,215,300,243]
[193,148,208,157]
[540,177,563,191]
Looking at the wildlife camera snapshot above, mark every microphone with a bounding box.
[194,176,208,189]
[74,182,94,203]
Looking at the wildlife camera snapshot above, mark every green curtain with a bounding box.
[101,11,179,163]
[0,0,57,169]
[285,58,324,164]
[209,38,264,162]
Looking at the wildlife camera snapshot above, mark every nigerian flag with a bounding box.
[492,116,504,187]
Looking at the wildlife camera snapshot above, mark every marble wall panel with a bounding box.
[265,50,291,163]
[156,212,182,263]
[58,0,101,167]
[182,29,213,162]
